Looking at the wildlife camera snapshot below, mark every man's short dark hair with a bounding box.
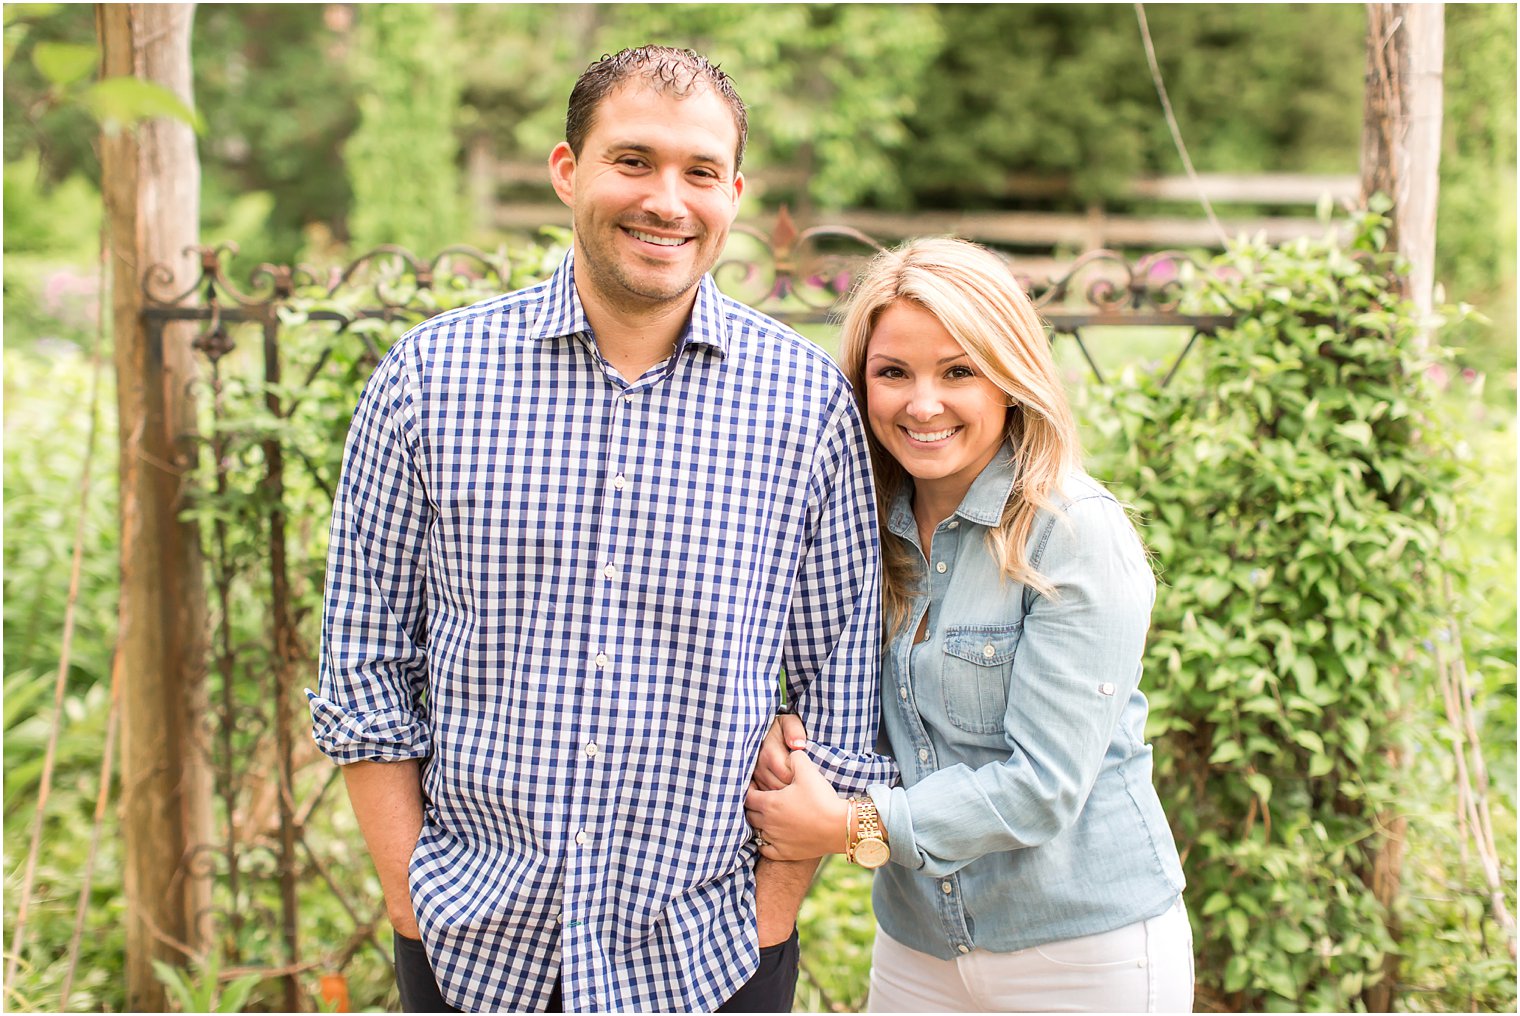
[566,45,749,172]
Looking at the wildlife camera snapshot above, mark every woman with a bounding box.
[746,238,1192,1012]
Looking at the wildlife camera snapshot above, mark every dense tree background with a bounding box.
[5,3,1513,336]
[2,4,1514,1011]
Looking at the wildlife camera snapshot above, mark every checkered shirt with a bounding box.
[309,251,896,1012]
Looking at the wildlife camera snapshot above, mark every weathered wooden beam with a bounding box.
[492,201,1348,252]
[97,4,212,1009]
[1359,5,1445,1011]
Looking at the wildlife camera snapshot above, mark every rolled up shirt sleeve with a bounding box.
[307,337,434,764]
[784,393,899,795]
[872,494,1155,876]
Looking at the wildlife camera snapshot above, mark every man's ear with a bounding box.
[548,142,577,208]
[729,170,745,215]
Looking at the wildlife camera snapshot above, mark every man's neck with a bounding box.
[574,274,696,381]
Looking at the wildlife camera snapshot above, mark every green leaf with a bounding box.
[218,973,265,1013]
[82,76,205,133]
[32,40,96,86]
[1290,729,1325,755]
[1209,739,1244,765]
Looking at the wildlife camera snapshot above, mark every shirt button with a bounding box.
[585,742,599,758]
[957,945,970,954]
[982,644,996,659]
[613,475,626,491]
[898,686,908,700]
[917,748,929,762]
[594,653,609,668]
[574,830,588,846]
[554,910,562,924]
[1099,682,1116,696]
[935,562,947,573]
[603,562,617,579]
[946,520,959,529]
[941,881,953,894]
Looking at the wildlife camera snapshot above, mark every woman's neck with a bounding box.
[911,480,970,552]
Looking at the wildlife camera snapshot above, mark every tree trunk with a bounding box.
[1359,5,1445,1011]
[1361,3,1445,345]
[97,5,212,1010]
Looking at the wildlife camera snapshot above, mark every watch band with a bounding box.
[847,796,889,868]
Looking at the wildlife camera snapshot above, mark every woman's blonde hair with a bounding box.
[837,237,1082,636]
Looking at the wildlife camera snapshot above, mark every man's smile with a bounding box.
[624,227,692,247]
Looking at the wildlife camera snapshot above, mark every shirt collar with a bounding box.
[885,444,1019,539]
[527,249,732,358]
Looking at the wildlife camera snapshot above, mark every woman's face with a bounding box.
[864,300,1010,504]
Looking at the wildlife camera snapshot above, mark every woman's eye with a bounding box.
[947,365,975,379]
[874,366,905,380]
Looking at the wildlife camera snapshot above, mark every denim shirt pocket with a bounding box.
[941,621,1023,735]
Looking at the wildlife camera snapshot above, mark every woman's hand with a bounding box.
[745,751,850,861]
[750,713,810,790]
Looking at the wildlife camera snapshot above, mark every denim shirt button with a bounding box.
[941,880,953,894]
[957,944,970,954]
[898,686,908,700]
[946,520,959,529]
[917,748,929,762]
[935,561,947,573]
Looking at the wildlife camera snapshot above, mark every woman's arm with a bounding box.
[877,493,1155,877]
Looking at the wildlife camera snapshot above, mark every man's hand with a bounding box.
[750,714,810,790]
[745,752,851,861]
[341,759,425,939]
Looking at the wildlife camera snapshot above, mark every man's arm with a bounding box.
[781,392,898,794]
[308,341,435,934]
[343,759,425,938]
[754,857,820,947]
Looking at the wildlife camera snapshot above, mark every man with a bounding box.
[309,46,895,1013]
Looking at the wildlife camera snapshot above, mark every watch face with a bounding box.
[854,838,890,869]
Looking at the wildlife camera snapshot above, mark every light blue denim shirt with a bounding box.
[867,446,1185,959]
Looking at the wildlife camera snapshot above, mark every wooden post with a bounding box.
[97,5,212,1009]
[1361,3,1445,345]
[1359,5,1445,1011]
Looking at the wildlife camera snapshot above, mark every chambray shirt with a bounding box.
[867,448,1185,959]
[308,252,896,1012]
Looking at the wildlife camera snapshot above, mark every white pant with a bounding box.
[867,896,1194,1013]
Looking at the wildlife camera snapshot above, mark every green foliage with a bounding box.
[344,4,463,254]
[899,4,1364,206]
[191,4,361,268]
[153,952,265,1014]
[459,3,941,210]
[1077,212,1515,1010]
[1436,2,1517,378]
[796,858,875,1011]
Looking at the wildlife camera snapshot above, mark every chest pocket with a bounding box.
[941,622,1024,735]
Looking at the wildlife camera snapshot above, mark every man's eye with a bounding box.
[617,157,647,169]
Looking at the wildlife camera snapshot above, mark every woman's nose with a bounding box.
[906,386,943,421]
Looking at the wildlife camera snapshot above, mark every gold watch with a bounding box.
[848,797,890,869]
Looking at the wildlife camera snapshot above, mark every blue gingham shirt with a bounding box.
[309,252,896,1012]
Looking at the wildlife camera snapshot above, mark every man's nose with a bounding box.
[640,168,687,223]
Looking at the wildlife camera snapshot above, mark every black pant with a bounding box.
[394,929,800,1013]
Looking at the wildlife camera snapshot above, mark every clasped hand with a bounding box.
[745,715,850,861]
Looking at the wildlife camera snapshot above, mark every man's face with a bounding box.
[549,83,744,315]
